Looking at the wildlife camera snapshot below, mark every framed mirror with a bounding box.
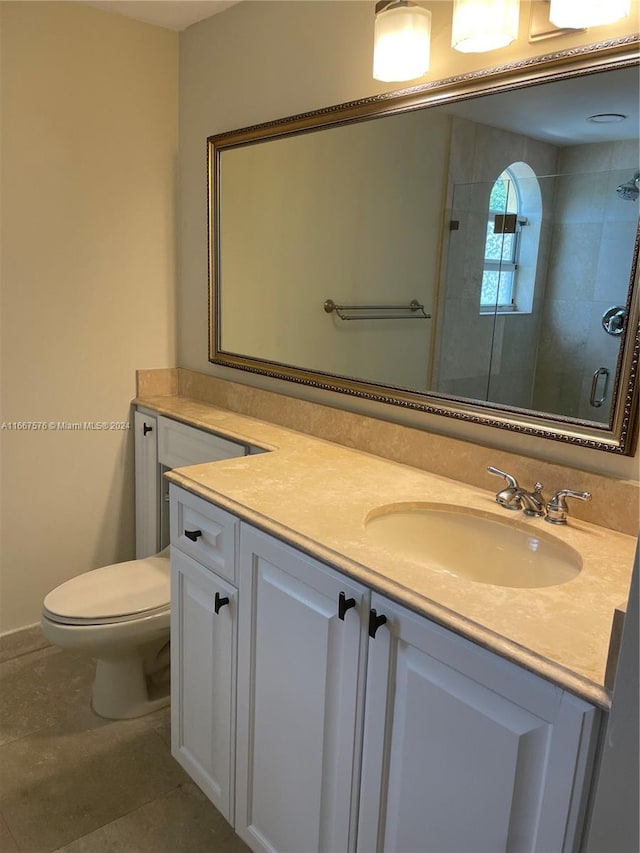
[208,39,639,454]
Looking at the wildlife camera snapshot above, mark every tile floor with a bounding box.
[0,634,250,853]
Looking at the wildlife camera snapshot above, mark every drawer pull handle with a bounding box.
[184,529,203,542]
[338,592,356,620]
[214,592,230,614]
[369,609,387,638]
[143,422,153,436]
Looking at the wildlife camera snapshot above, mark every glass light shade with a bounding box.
[451,0,520,53]
[549,0,631,28]
[373,1,432,83]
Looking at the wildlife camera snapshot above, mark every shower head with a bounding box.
[616,171,640,201]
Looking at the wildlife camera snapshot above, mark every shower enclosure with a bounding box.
[433,147,639,424]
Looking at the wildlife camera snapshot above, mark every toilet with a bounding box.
[41,547,171,720]
[39,411,249,721]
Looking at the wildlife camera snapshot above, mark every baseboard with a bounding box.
[0,623,51,663]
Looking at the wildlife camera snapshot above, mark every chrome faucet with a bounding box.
[488,467,593,524]
[487,466,545,517]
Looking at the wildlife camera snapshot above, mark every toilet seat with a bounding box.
[43,551,170,626]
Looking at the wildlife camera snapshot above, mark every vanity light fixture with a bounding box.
[373,0,432,82]
[451,0,520,53]
[548,0,631,28]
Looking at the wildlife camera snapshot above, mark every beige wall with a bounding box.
[0,2,178,633]
[179,0,639,480]
[220,108,450,388]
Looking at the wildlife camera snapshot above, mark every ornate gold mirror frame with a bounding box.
[208,37,639,455]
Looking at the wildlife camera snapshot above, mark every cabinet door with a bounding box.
[171,549,237,822]
[134,410,159,558]
[236,526,369,853]
[358,593,599,853]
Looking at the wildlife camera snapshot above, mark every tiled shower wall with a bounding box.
[533,140,638,420]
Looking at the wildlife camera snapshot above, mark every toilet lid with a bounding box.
[43,551,170,623]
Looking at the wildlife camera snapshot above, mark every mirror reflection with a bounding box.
[212,61,639,450]
[436,163,637,424]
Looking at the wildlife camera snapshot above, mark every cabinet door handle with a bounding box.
[338,592,356,620]
[214,592,230,614]
[143,422,153,436]
[369,609,387,638]
[184,529,202,542]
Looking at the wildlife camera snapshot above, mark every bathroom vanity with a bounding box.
[170,489,598,853]
[133,393,637,853]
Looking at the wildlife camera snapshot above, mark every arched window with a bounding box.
[481,168,521,310]
[480,162,541,315]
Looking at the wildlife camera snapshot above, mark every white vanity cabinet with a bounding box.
[167,483,600,853]
[134,407,248,556]
[235,525,370,853]
[357,593,599,853]
[170,486,240,823]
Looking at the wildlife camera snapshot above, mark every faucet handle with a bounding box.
[487,466,522,510]
[545,489,592,525]
[487,466,519,489]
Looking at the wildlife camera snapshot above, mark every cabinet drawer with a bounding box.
[158,416,247,469]
[170,485,239,583]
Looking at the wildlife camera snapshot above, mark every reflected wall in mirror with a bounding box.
[209,42,640,454]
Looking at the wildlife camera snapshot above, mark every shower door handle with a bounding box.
[590,367,609,408]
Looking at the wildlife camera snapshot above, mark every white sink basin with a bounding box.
[364,503,581,588]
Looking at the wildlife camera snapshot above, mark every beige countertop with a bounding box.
[137,393,638,710]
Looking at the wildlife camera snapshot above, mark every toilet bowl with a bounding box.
[41,549,171,720]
